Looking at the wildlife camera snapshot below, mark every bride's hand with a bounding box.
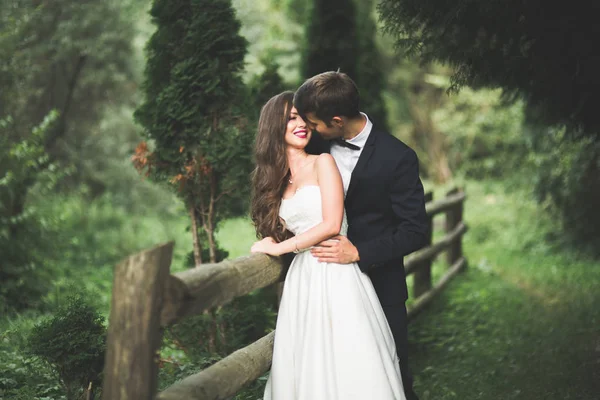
[251,237,281,256]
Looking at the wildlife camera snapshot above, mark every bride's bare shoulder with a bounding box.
[313,153,338,175]
[315,153,334,164]
[306,153,329,169]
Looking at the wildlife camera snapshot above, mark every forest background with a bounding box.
[1,0,598,399]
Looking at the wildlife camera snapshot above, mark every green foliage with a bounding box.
[0,0,145,311]
[135,0,254,263]
[135,0,249,178]
[433,85,600,250]
[165,290,275,360]
[301,0,389,127]
[0,0,139,168]
[249,57,287,114]
[233,0,304,84]
[36,188,192,312]
[27,294,106,400]
[281,0,311,26]
[527,125,600,252]
[432,86,527,179]
[0,112,65,312]
[302,0,359,79]
[354,0,389,129]
[0,314,65,399]
[232,373,270,400]
[215,217,257,259]
[378,0,600,138]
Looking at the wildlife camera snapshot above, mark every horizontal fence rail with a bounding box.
[102,188,467,400]
[404,221,467,276]
[161,254,284,326]
[156,332,275,400]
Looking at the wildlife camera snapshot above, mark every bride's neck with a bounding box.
[286,148,309,175]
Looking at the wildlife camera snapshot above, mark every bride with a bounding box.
[250,91,406,400]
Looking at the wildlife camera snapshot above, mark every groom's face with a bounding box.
[304,113,344,140]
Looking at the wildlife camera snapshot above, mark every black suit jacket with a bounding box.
[307,127,428,304]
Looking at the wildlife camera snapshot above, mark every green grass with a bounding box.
[39,192,193,313]
[406,181,600,399]
[216,217,256,259]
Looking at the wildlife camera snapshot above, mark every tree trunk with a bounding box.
[188,205,203,267]
[206,228,217,264]
[85,381,94,400]
[206,169,218,263]
[195,175,220,354]
[204,309,217,354]
[408,69,453,184]
[218,306,227,349]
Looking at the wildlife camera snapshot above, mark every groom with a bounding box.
[295,71,428,400]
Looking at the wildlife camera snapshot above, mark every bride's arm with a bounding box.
[253,154,344,256]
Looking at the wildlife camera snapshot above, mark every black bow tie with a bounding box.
[332,138,360,151]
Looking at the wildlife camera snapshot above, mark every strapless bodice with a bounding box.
[279,185,348,236]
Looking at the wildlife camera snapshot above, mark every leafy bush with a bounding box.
[0,214,56,313]
[0,313,64,400]
[27,295,106,400]
[0,113,65,313]
[527,126,600,253]
[432,86,527,179]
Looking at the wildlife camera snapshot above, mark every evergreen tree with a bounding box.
[283,0,312,26]
[302,0,359,79]
[134,0,253,264]
[249,57,286,113]
[301,0,388,128]
[355,0,389,129]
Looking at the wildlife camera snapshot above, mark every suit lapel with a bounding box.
[346,128,378,200]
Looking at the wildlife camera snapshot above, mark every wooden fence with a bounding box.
[101,188,467,400]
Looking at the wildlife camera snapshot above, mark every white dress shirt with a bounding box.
[331,112,373,195]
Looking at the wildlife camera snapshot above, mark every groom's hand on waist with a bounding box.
[311,235,360,264]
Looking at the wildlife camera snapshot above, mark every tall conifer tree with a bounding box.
[302,0,359,80]
[355,0,389,129]
[134,0,252,265]
[302,0,388,128]
[249,57,286,113]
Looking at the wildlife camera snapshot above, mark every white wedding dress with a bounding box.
[264,185,406,400]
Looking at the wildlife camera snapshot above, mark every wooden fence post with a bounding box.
[413,192,433,298]
[445,188,463,267]
[102,242,174,400]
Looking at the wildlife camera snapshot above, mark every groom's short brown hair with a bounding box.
[294,71,360,125]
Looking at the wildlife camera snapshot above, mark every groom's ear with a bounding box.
[331,116,344,127]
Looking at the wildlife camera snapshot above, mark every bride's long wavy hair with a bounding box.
[251,91,295,242]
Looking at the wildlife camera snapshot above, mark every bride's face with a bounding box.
[284,106,311,149]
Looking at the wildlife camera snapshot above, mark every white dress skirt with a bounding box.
[263,185,406,400]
